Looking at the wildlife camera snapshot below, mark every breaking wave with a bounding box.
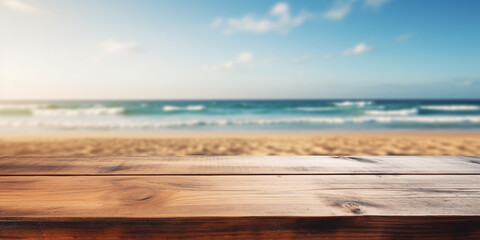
[1,116,480,130]
[420,105,480,111]
[365,109,418,116]
[32,107,125,116]
[1,100,480,131]
[334,101,373,107]
[163,105,205,111]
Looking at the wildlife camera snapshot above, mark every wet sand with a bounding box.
[1,132,479,156]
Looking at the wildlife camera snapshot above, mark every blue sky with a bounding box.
[0,0,479,99]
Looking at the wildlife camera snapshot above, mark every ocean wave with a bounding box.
[236,116,480,124]
[365,109,418,116]
[334,101,373,107]
[294,107,335,111]
[2,116,480,129]
[420,105,480,111]
[32,107,125,116]
[163,105,205,111]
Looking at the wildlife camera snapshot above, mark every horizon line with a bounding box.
[1,98,480,102]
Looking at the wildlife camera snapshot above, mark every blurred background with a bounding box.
[0,0,479,156]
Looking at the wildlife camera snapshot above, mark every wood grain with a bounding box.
[1,156,480,239]
[0,156,479,175]
[0,175,479,217]
[1,217,479,240]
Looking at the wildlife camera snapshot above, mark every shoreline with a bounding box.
[1,131,479,156]
[1,130,480,139]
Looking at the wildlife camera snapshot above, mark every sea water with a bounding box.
[1,99,480,132]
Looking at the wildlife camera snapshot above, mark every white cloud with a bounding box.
[211,2,310,34]
[270,2,289,16]
[342,43,374,56]
[202,61,235,72]
[203,52,254,72]
[455,78,480,87]
[324,0,356,21]
[3,0,35,12]
[324,0,391,20]
[364,0,391,8]
[396,33,411,42]
[292,54,311,63]
[237,52,254,62]
[210,17,223,28]
[99,39,142,53]
[92,39,142,63]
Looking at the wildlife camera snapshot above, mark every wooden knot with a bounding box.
[335,200,372,214]
[342,202,362,214]
[122,188,156,201]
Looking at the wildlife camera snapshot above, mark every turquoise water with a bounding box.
[1,100,480,132]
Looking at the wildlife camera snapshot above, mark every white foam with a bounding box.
[365,109,418,116]
[2,116,480,130]
[163,105,205,111]
[32,107,125,116]
[420,105,480,111]
[334,101,373,107]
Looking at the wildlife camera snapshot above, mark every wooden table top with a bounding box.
[0,156,479,239]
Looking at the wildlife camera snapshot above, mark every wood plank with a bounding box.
[1,217,479,240]
[1,156,480,239]
[0,156,479,175]
[1,175,480,217]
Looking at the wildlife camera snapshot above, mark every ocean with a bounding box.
[1,99,480,132]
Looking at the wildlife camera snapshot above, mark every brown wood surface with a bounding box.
[1,175,480,217]
[0,156,479,239]
[0,156,479,175]
[1,217,479,240]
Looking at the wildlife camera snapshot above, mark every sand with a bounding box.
[1,132,479,156]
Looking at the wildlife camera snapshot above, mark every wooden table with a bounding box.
[0,156,479,239]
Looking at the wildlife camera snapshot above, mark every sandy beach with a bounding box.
[1,132,479,156]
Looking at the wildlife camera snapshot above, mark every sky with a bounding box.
[0,0,479,100]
